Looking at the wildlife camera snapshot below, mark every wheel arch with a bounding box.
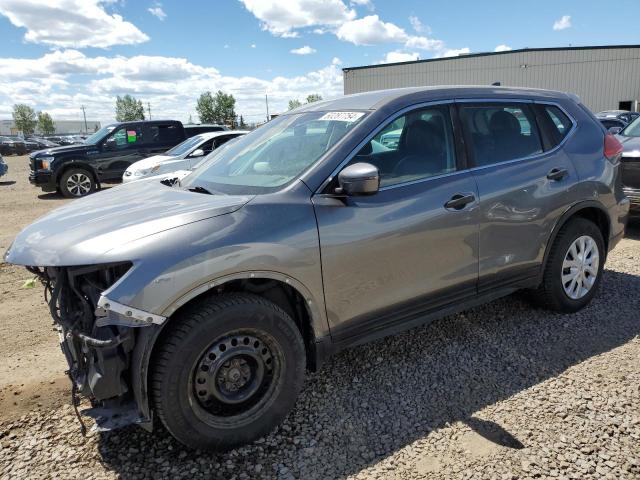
[131,271,331,428]
[540,200,611,282]
[55,161,100,186]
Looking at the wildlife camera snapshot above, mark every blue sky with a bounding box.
[0,0,638,125]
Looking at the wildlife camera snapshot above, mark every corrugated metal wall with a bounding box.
[343,47,640,112]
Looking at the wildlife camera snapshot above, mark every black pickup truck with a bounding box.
[29,120,226,197]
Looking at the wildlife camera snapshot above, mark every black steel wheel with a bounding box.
[151,293,305,451]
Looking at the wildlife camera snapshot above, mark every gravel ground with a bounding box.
[0,154,639,479]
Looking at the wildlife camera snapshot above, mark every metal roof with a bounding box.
[342,44,640,72]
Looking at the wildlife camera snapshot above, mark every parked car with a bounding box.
[615,117,640,214]
[29,120,193,197]
[0,137,16,156]
[184,124,228,137]
[122,130,247,183]
[597,110,640,125]
[4,86,628,451]
[45,135,81,146]
[598,117,627,133]
[0,155,7,177]
[25,137,60,150]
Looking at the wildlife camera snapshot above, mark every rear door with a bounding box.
[459,100,581,292]
[313,103,480,343]
[95,124,146,180]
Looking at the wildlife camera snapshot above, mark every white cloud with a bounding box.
[238,0,355,37]
[405,35,444,51]
[0,49,345,124]
[290,45,317,55]
[350,0,370,5]
[336,15,407,45]
[148,5,166,21]
[494,44,512,52]
[379,51,419,64]
[409,15,428,34]
[0,0,149,48]
[250,43,256,48]
[435,47,471,58]
[553,15,571,31]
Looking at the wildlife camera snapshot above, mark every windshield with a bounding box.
[620,117,640,137]
[84,125,116,145]
[182,111,366,194]
[165,135,206,156]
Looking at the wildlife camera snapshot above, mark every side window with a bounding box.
[542,105,573,147]
[109,127,142,149]
[351,105,457,188]
[146,124,182,145]
[460,103,543,167]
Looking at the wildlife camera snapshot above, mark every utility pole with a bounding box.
[81,105,88,133]
[265,94,270,122]
[147,102,151,120]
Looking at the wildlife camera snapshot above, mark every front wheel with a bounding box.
[151,293,306,451]
[59,168,95,198]
[533,218,605,312]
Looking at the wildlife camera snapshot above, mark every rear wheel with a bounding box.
[151,293,305,451]
[533,218,605,312]
[59,168,95,198]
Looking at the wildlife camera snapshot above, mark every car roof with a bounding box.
[290,86,574,114]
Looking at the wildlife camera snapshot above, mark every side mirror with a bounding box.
[103,138,116,151]
[190,148,205,158]
[337,162,379,196]
[608,126,622,135]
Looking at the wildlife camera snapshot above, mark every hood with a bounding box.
[32,143,88,157]
[126,155,173,171]
[618,135,640,156]
[4,179,252,267]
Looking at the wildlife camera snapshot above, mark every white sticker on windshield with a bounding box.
[319,111,365,122]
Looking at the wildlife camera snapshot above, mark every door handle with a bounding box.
[444,193,476,210]
[547,168,568,181]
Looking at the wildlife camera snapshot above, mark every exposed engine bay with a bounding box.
[27,262,141,432]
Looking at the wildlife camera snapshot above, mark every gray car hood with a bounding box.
[5,179,252,266]
[618,135,640,156]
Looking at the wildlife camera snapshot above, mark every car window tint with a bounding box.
[544,106,573,144]
[351,105,456,188]
[145,124,183,145]
[460,103,543,167]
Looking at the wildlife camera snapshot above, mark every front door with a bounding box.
[459,101,581,291]
[96,125,146,181]
[313,104,479,344]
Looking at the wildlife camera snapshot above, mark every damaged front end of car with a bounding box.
[27,262,161,434]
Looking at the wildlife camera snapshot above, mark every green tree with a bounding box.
[306,93,323,104]
[288,99,302,110]
[115,94,145,122]
[36,111,55,135]
[12,104,37,135]
[239,115,247,129]
[196,90,236,125]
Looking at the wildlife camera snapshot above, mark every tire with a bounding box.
[59,168,95,198]
[151,293,306,451]
[533,217,605,313]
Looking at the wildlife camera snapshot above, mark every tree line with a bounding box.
[12,104,56,135]
[11,90,326,135]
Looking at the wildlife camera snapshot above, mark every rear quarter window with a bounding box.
[540,105,574,147]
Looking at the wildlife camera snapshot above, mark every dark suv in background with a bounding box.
[29,120,194,197]
[6,86,628,451]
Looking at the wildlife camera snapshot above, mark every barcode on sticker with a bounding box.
[319,111,365,122]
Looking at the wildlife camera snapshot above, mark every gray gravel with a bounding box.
[1,225,639,480]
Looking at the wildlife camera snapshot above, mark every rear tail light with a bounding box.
[604,133,623,161]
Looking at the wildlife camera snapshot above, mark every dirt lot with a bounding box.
[0,153,639,479]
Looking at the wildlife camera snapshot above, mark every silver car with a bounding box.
[615,117,640,214]
[4,86,629,450]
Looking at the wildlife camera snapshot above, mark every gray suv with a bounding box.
[4,86,629,450]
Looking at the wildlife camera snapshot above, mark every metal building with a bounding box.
[0,119,101,136]
[343,45,640,113]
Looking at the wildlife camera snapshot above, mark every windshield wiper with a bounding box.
[187,185,213,195]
